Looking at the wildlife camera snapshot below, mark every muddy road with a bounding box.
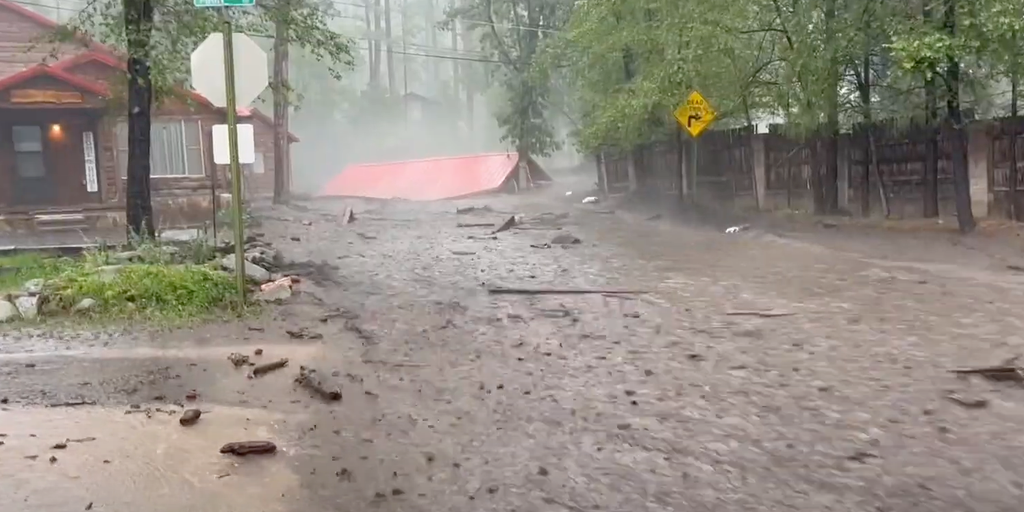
[4,185,1024,511]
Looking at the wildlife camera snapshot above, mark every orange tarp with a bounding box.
[320,153,549,201]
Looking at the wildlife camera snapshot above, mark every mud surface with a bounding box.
[4,184,1024,511]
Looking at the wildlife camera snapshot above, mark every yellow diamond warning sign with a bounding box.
[674,90,717,138]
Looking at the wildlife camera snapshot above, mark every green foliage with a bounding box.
[52,1,354,107]
[0,254,75,292]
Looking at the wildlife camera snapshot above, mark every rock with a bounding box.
[14,296,41,319]
[95,265,124,282]
[219,255,271,283]
[0,300,19,323]
[179,409,202,426]
[22,279,45,295]
[255,278,292,302]
[72,298,97,313]
[111,251,141,262]
[219,441,277,456]
[551,233,582,245]
[228,352,250,367]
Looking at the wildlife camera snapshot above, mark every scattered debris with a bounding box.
[537,466,549,476]
[468,235,498,240]
[49,455,58,464]
[530,243,552,249]
[451,250,476,256]
[456,205,493,214]
[846,450,879,463]
[725,309,795,318]
[457,223,495,228]
[51,441,67,450]
[255,348,264,355]
[319,308,359,323]
[593,209,615,214]
[582,196,599,204]
[301,220,313,226]
[945,393,988,409]
[487,287,649,295]
[645,214,663,221]
[286,327,323,340]
[361,359,429,368]
[179,409,202,426]
[341,207,356,225]
[1007,264,1024,273]
[47,399,96,408]
[725,224,751,234]
[85,502,93,510]
[219,441,277,456]
[250,358,289,378]
[950,364,1024,384]
[493,215,518,234]
[550,233,582,245]
[228,352,251,367]
[295,366,343,401]
[356,232,377,240]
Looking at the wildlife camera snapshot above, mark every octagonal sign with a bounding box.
[190,32,268,108]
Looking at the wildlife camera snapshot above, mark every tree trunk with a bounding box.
[822,0,839,213]
[922,1,939,218]
[123,0,155,240]
[943,0,976,232]
[384,0,395,96]
[371,0,382,87]
[1010,64,1019,220]
[272,10,291,204]
[450,18,460,100]
[364,0,377,87]
[859,53,871,216]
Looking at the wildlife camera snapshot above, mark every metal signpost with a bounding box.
[190,2,268,303]
[673,90,717,200]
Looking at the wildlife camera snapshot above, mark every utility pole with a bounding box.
[221,16,246,302]
[384,0,396,96]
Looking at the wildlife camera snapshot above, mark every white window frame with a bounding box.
[116,119,206,178]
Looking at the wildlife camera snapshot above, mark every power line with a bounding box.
[327,0,561,34]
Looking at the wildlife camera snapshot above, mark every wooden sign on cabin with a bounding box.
[9,89,84,104]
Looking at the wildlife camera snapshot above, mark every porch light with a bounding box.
[50,123,62,135]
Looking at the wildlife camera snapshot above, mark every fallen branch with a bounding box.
[250,358,289,378]
[362,359,429,367]
[487,287,650,295]
[493,216,517,234]
[457,223,495,228]
[295,366,343,401]
[46,399,96,408]
[950,365,1024,383]
[220,441,277,456]
[725,310,795,318]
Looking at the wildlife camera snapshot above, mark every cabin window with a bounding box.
[116,120,205,177]
[12,125,46,178]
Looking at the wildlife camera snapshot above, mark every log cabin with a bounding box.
[0,0,295,240]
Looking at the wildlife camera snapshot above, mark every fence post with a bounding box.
[838,135,850,211]
[626,149,638,192]
[752,134,767,210]
[967,123,991,218]
[597,152,609,195]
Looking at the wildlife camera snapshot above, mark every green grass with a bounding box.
[1,244,248,326]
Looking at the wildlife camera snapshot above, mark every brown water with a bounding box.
[0,405,300,512]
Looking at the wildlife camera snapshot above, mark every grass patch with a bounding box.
[1,239,250,326]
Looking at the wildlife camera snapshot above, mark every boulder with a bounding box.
[0,300,19,323]
[96,265,124,282]
[73,298,98,313]
[22,279,45,295]
[111,251,141,262]
[255,279,292,302]
[14,295,41,319]
[220,255,271,283]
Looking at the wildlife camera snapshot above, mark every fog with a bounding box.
[284,3,585,194]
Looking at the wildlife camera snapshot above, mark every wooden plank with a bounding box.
[10,89,83,104]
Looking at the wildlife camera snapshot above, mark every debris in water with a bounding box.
[565,191,573,196]
[286,327,323,340]
[646,214,663,221]
[945,393,988,409]
[456,205,493,214]
[228,352,250,367]
[179,409,202,426]
[392,488,405,496]
[250,358,289,378]
[493,215,517,234]
[46,399,96,408]
[340,207,356,225]
[85,502,93,510]
[950,364,1024,384]
[185,390,199,400]
[451,250,476,256]
[219,441,277,456]
[487,286,649,295]
[295,366,343,401]
[254,348,264,355]
[51,442,67,449]
[725,224,750,234]
[846,450,879,463]
[582,196,599,204]
[725,309,795,318]
[550,233,581,245]
[457,222,495,228]
[49,455,58,464]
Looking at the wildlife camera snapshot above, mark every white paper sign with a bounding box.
[82,131,98,193]
[212,123,255,165]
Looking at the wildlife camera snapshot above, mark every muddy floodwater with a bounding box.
[5,182,1024,511]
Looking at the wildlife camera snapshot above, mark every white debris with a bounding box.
[565,191,573,196]
[582,196,599,204]
[725,224,750,234]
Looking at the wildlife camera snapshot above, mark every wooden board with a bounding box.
[10,89,84,104]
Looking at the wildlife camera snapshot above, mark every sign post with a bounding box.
[190,3,267,304]
[673,90,717,201]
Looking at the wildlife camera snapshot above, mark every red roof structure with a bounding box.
[0,63,110,96]
[320,153,551,201]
